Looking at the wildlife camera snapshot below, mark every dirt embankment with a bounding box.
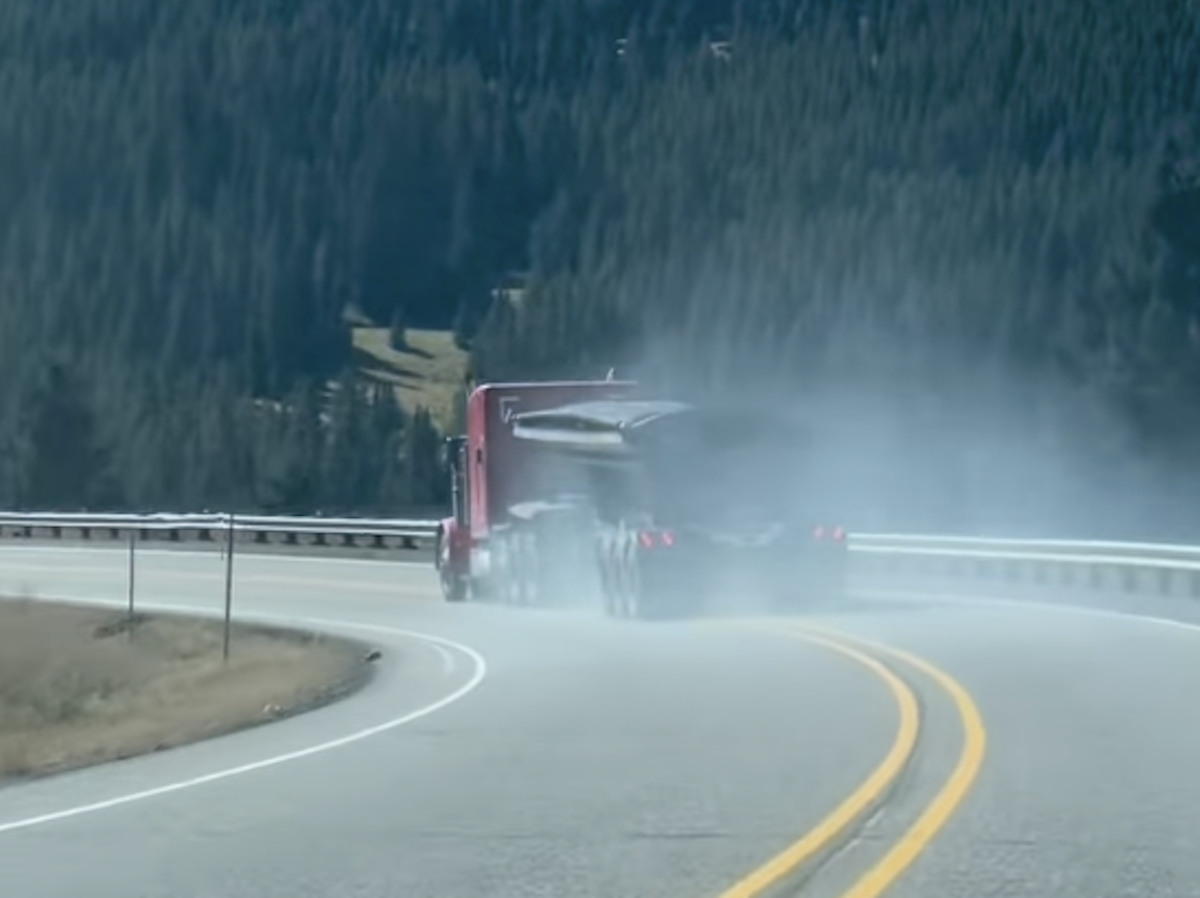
[0,598,373,782]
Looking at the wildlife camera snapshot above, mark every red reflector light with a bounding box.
[832,526,846,542]
[638,530,676,549]
[813,525,826,540]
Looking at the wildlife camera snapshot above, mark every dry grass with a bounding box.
[352,327,468,429]
[0,598,369,781]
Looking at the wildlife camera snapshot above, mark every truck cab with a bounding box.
[435,379,638,603]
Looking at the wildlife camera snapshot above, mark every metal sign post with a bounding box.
[127,529,136,638]
[222,513,235,662]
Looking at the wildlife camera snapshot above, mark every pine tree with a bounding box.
[402,407,445,509]
[22,361,115,510]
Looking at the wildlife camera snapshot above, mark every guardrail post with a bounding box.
[222,513,235,662]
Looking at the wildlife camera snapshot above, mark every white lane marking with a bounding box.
[0,606,486,836]
[35,596,465,686]
[0,544,431,569]
[858,587,1200,636]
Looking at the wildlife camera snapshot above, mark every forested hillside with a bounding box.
[1,0,1197,533]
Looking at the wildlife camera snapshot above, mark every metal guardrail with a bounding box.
[848,531,1200,601]
[1,512,1199,568]
[850,532,1200,570]
[0,512,442,551]
[4,510,1200,588]
[0,511,443,660]
[5,511,1200,632]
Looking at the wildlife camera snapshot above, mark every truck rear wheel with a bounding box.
[494,532,521,606]
[489,529,540,607]
[620,553,643,618]
[599,529,692,621]
[441,568,467,602]
[614,543,666,620]
[514,531,541,606]
[599,534,634,618]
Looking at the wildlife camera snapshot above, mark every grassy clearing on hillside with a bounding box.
[0,598,370,781]
[352,327,468,430]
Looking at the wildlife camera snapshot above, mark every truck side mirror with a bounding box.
[441,435,466,469]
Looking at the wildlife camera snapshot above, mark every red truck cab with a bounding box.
[436,379,637,602]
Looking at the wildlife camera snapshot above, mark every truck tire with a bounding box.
[598,539,619,616]
[621,549,642,619]
[490,532,516,605]
[436,532,468,603]
[440,566,468,603]
[619,535,658,619]
[597,531,620,617]
[515,530,540,607]
[492,528,538,607]
[599,528,671,621]
[601,534,626,618]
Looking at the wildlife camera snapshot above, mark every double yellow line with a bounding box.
[715,623,987,898]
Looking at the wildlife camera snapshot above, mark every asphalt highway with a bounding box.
[2,544,1200,897]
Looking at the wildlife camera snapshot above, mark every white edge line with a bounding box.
[856,586,1200,636]
[0,597,487,836]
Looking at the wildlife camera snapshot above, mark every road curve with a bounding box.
[3,546,1200,897]
[802,593,1200,898]
[1,545,903,898]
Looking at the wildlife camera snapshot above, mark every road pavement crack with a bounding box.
[772,683,932,897]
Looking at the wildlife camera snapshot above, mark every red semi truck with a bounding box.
[434,378,846,617]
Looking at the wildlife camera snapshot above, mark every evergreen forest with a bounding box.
[2,0,1197,536]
